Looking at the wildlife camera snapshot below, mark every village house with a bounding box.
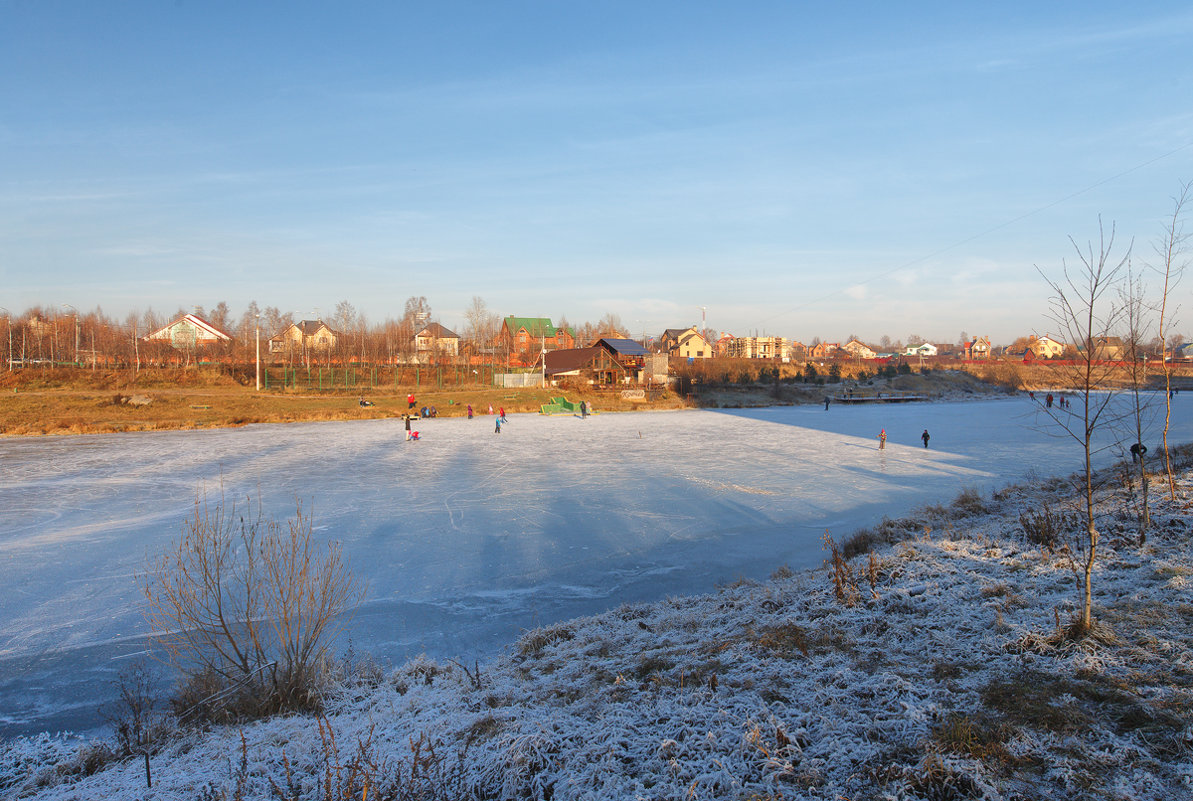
[500,316,576,367]
[714,332,735,358]
[903,342,938,358]
[810,342,839,360]
[144,313,232,350]
[414,322,460,359]
[269,320,339,357]
[962,336,992,360]
[1028,335,1066,359]
[658,326,712,359]
[1091,336,1125,361]
[542,337,655,385]
[843,339,877,359]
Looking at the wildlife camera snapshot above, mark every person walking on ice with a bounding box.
[495,416,502,434]
[878,429,887,449]
[921,429,930,448]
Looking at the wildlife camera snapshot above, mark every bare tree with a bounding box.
[1036,218,1129,633]
[597,312,625,338]
[463,296,499,350]
[1119,265,1155,539]
[1148,181,1190,499]
[142,495,363,720]
[208,302,230,331]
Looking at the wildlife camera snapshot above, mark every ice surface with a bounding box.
[1,393,1188,737]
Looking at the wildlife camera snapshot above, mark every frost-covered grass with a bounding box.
[5,465,1193,800]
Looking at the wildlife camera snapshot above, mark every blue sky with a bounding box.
[2,2,1191,344]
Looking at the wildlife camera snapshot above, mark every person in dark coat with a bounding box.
[921,429,930,448]
[1130,442,1147,462]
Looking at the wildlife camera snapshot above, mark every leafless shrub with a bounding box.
[950,487,988,517]
[1019,504,1070,550]
[141,494,364,723]
[103,658,175,758]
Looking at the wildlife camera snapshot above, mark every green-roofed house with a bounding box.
[500,316,577,367]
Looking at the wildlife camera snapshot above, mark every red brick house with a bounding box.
[500,316,576,367]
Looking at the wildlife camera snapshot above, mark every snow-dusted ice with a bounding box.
[1,393,1188,737]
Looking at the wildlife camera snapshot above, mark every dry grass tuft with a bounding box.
[516,623,575,659]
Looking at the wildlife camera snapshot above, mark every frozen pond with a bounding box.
[2,393,1189,738]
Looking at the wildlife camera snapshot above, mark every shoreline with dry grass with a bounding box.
[0,365,1026,438]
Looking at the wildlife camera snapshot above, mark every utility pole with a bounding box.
[255,313,262,391]
[636,319,651,349]
[0,308,11,370]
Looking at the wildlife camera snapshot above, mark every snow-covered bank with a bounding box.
[6,457,1192,800]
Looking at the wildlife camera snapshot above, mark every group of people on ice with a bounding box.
[396,396,511,440]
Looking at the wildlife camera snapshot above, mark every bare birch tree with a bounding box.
[1036,218,1129,633]
[1118,265,1155,540]
[1148,181,1190,499]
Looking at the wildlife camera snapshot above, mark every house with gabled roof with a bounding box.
[269,320,339,357]
[1028,335,1065,360]
[714,332,735,357]
[843,339,877,359]
[1091,336,1125,361]
[539,338,653,386]
[144,313,232,350]
[811,342,839,360]
[500,316,576,367]
[414,322,459,358]
[659,326,712,359]
[962,336,991,360]
[903,342,938,358]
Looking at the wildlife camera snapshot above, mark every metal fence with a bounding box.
[493,372,545,388]
[258,364,510,390]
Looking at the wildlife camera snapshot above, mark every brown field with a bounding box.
[3,360,1188,437]
[0,368,689,437]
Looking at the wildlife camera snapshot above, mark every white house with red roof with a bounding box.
[143,313,232,350]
